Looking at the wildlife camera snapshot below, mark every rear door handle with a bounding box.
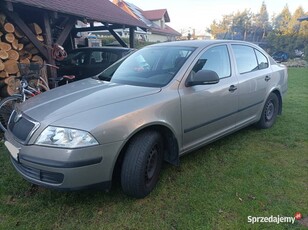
[229,85,237,92]
[265,76,271,82]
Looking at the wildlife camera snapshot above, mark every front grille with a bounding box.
[11,158,64,184]
[9,111,38,142]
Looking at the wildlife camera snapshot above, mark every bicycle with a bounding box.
[0,63,74,132]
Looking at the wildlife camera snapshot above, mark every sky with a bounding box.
[125,0,308,34]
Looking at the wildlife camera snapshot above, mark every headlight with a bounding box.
[35,126,99,148]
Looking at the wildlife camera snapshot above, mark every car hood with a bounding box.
[20,78,161,123]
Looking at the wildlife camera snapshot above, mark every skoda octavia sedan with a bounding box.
[4,40,288,198]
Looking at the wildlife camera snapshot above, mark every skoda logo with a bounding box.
[14,112,22,123]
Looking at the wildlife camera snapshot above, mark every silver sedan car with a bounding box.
[4,40,288,198]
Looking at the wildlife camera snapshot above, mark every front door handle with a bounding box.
[229,85,237,92]
[265,76,271,82]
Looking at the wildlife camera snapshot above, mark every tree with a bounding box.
[207,2,307,59]
[288,6,305,34]
[255,2,270,41]
[273,4,291,35]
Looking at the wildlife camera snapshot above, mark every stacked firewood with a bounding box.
[0,12,45,98]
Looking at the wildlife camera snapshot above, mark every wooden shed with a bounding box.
[0,0,147,95]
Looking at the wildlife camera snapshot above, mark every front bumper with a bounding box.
[4,130,123,191]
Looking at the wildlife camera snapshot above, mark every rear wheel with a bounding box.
[121,131,163,198]
[256,93,279,129]
[0,95,23,132]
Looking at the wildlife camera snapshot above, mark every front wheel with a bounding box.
[0,95,23,132]
[256,93,279,129]
[121,131,163,198]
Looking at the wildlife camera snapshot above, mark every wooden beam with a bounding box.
[5,10,48,59]
[56,18,76,46]
[129,27,135,48]
[108,28,128,47]
[43,12,57,79]
[73,24,125,33]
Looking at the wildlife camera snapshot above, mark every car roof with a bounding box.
[149,40,260,48]
[71,47,133,52]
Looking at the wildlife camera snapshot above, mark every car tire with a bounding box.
[256,93,279,129]
[121,131,163,198]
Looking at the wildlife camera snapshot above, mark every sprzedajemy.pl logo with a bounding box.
[248,212,303,224]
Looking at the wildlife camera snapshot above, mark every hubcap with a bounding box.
[265,100,274,121]
[145,144,159,185]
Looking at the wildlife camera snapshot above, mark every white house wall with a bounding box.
[147,33,175,42]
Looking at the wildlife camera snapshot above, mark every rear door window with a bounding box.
[232,45,259,74]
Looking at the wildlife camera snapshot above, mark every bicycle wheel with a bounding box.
[0,95,23,132]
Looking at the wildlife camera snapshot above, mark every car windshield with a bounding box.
[98,46,195,87]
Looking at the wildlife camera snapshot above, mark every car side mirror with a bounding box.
[186,70,220,87]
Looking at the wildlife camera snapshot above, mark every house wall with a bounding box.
[152,19,165,29]
[147,33,175,42]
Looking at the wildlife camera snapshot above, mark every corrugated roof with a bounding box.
[5,0,147,28]
[142,9,170,22]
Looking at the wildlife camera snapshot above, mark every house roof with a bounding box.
[113,1,180,37]
[142,9,170,23]
[5,0,147,28]
[151,25,181,37]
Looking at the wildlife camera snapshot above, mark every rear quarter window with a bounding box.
[255,49,269,70]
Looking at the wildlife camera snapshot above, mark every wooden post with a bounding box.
[129,27,135,48]
[56,18,76,46]
[43,12,57,80]
[108,28,128,48]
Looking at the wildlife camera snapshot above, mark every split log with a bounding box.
[12,39,19,50]
[19,50,32,60]
[24,43,42,55]
[32,55,43,65]
[29,23,42,35]
[0,85,17,98]
[5,33,15,43]
[17,43,24,51]
[0,60,4,71]
[0,71,9,78]
[4,23,15,33]
[4,59,18,74]
[19,58,30,64]
[0,76,18,89]
[14,27,24,39]
[8,50,19,60]
[0,42,11,51]
[0,50,9,60]
[37,35,44,42]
